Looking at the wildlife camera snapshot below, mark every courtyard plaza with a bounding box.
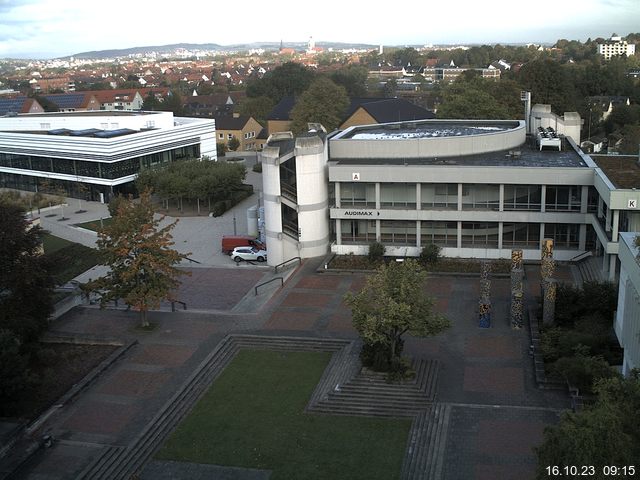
[9,251,572,480]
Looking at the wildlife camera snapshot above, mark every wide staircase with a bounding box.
[575,255,604,286]
[77,335,447,480]
[309,358,439,418]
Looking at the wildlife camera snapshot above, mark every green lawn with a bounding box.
[74,217,112,232]
[42,234,101,285]
[156,350,411,480]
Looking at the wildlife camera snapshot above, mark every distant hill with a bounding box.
[68,41,379,59]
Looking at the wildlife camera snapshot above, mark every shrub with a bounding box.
[0,330,36,414]
[107,194,128,218]
[555,281,617,328]
[252,162,263,173]
[419,243,441,266]
[551,350,617,394]
[368,241,385,263]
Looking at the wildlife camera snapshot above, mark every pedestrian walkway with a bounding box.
[9,257,573,480]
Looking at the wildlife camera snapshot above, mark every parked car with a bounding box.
[221,235,266,255]
[231,246,267,263]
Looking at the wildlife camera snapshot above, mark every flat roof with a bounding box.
[592,155,640,189]
[335,120,521,140]
[10,110,157,117]
[331,137,587,168]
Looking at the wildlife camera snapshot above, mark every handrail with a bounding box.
[184,256,202,264]
[171,300,187,311]
[255,277,283,295]
[274,256,301,273]
[569,251,592,263]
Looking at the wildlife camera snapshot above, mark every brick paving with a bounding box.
[12,260,576,480]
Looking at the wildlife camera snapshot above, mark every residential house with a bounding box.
[0,96,44,116]
[215,114,263,151]
[93,89,145,111]
[266,96,435,135]
[598,36,636,60]
[42,92,100,112]
[588,96,631,122]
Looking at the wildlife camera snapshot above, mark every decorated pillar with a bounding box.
[510,249,524,329]
[478,261,491,328]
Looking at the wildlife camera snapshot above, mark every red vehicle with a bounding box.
[221,235,266,255]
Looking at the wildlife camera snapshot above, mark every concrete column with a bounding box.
[498,222,504,249]
[335,219,342,245]
[499,184,504,212]
[605,207,611,232]
[579,224,587,251]
[609,254,617,281]
[580,185,588,214]
[416,183,421,210]
[540,185,546,213]
[457,221,462,249]
[416,220,421,248]
[612,210,620,241]
[539,223,545,251]
[335,182,341,208]
[375,183,381,210]
[602,253,609,275]
[597,196,603,219]
[458,183,463,211]
[376,219,381,242]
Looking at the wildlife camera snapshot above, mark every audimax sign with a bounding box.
[344,210,380,216]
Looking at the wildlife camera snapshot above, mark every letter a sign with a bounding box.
[629,199,638,209]
[352,172,360,181]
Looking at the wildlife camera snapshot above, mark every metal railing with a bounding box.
[254,277,283,295]
[171,300,187,311]
[274,256,301,273]
[569,251,593,263]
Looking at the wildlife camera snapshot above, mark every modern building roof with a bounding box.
[592,155,640,189]
[345,122,513,140]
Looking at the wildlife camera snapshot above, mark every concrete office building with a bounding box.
[0,110,216,202]
[615,232,640,376]
[261,105,640,280]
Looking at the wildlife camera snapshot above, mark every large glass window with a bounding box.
[544,223,579,248]
[545,186,581,211]
[502,223,541,248]
[340,183,376,207]
[75,160,101,178]
[420,221,458,247]
[380,183,416,209]
[52,158,76,175]
[31,156,52,172]
[101,158,139,179]
[421,183,457,209]
[340,220,376,244]
[503,185,542,211]
[461,184,499,210]
[461,222,499,248]
[380,220,416,245]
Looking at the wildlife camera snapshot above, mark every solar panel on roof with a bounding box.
[70,128,101,136]
[92,128,136,138]
[44,93,84,109]
[48,128,72,135]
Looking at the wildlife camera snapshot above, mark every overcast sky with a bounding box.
[1,0,639,59]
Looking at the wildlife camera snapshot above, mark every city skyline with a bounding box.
[1,0,640,59]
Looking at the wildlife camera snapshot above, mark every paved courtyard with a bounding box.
[12,257,573,480]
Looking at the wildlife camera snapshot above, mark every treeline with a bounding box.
[135,159,251,216]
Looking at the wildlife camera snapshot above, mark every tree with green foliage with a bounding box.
[0,329,36,415]
[142,91,162,111]
[83,191,189,327]
[344,259,450,373]
[517,58,578,113]
[227,137,240,151]
[0,202,53,344]
[289,77,349,133]
[245,61,316,103]
[164,90,184,116]
[330,65,369,97]
[236,95,274,126]
[535,372,640,478]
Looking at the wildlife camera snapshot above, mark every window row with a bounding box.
[337,182,592,212]
[0,146,199,180]
[339,220,580,249]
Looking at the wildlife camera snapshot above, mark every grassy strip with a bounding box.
[157,350,411,480]
[42,234,101,285]
[74,217,112,232]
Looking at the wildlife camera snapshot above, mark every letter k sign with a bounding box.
[629,199,638,209]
